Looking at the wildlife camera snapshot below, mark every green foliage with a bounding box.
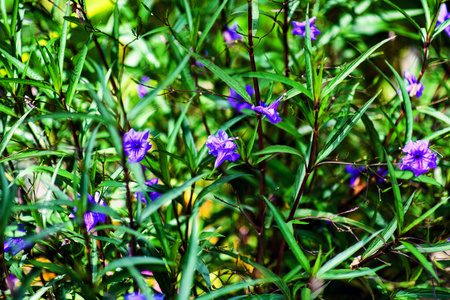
[0,0,449,299]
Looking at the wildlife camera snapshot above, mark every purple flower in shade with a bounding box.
[206,130,240,168]
[124,293,165,300]
[196,50,208,68]
[399,71,425,98]
[228,85,253,112]
[251,94,285,124]
[69,192,107,232]
[223,23,242,43]
[345,165,364,187]
[292,17,321,40]
[124,129,152,163]
[399,140,437,177]
[4,225,32,255]
[138,76,150,99]
[377,168,388,183]
[135,178,162,205]
[437,4,450,37]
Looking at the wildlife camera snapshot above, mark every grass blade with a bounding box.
[264,197,310,273]
[321,36,394,98]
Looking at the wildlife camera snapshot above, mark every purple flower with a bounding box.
[345,165,364,187]
[399,71,425,98]
[124,129,152,163]
[292,17,321,40]
[399,140,437,177]
[70,192,107,231]
[124,293,164,300]
[437,4,450,37]
[135,178,162,205]
[206,130,240,168]
[377,168,388,183]
[228,85,253,112]
[138,76,150,99]
[4,225,32,255]
[223,23,242,43]
[251,94,285,124]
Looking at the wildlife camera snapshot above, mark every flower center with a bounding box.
[133,141,142,150]
[413,153,422,159]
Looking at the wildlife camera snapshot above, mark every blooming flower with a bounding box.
[4,225,32,255]
[345,165,364,187]
[135,178,162,205]
[399,71,425,98]
[124,293,165,300]
[251,94,285,124]
[206,130,240,168]
[399,140,437,177]
[138,76,150,99]
[292,17,321,40]
[437,4,450,37]
[223,23,242,43]
[228,85,253,112]
[124,129,152,163]
[70,192,107,231]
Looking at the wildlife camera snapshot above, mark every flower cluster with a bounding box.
[135,178,162,205]
[399,140,437,177]
[4,225,32,255]
[69,192,107,232]
[228,85,253,112]
[437,4,450,37]
[251,94,285,124]
[292,17,321,40]
[124,129,152,163]
[206,130,240,168]
[223,23,242,43]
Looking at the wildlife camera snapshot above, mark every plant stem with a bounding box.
[247,0,266,267]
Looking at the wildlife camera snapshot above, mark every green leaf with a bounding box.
[395,242,450,253]
[252,0,259,36]
[417,106,450,125]
[0,78,55,91]
[179,44,251,103]
[254,145,303,158]
[195,279,272,300]
[321,36,395,98]
[98,257,169,278]
[0,109,32,156]
[196,0,229,50]
[316,230,382,277]
[384,148,404,232]
[319,265,388,280]
[177,209,199,300]
[386,61,412,143]
[138,174,205,222]
[196,174,250,204]
[168,101,191,153]
[264,197,310,273]
[395,288,450,299]
[399,241,439,281]
[403,196,449,234]
[58,3,71,76]
[316,91,379,163]
[246,120,259,158]
[66,33,92,107]
[0,45,43,80]
[394,170,443,187]
[129,54,190,119]
[432,15,450,41]
[383,0,423,36]
[236,71,311,100]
